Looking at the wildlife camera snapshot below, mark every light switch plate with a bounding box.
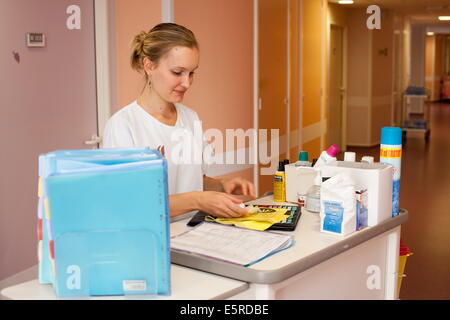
[26,32,45,47]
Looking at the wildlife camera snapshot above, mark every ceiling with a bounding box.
[328,0,450,26]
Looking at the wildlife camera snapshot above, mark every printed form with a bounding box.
[171,222,294,266]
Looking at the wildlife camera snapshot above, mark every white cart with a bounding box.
[402,91,430,141]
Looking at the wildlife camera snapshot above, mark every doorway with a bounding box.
[328,24,345,150]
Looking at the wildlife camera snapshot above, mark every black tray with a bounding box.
[187,204,302,231]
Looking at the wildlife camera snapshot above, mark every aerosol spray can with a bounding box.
[380,127,402,217]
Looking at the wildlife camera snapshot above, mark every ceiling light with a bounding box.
[427,32,435,36]
[438,16,450,21]
[338,0,354,4]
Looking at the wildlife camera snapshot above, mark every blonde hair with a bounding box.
[130,23,198,82]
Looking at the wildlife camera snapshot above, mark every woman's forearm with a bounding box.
[169,192,200,217]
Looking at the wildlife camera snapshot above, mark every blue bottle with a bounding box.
[380,127,402,217]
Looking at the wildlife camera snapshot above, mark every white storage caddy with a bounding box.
[321,161,393,227]
[285,164,317,203]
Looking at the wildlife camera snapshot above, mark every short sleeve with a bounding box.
[194,113,211,177]
[102,116,135,148]
[202,140,213,176]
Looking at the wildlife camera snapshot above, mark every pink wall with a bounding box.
[0,0,97,281]
[175,0,254,181]
[174,0,253,144]
[112,0,254,181]
[115,0,161,110]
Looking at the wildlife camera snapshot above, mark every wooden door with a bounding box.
[258,0,289,195]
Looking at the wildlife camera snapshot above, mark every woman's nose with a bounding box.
[181,74,191,89]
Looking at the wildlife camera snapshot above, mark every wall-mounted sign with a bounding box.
[26,33,45,47]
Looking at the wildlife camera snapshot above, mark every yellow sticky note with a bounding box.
[234,221,274,231]
[205,208,290,231]
[44,198,51,220]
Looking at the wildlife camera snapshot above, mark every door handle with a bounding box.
[84,134,102,146]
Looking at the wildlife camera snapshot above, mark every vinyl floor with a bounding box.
[346,101,450,300]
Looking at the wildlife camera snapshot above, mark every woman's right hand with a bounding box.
[195,191,249,218]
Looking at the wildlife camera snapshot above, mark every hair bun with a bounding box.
[130,31,148,71]
[135,31,148,53]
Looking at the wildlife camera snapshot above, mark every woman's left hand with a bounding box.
[221,177,256,199]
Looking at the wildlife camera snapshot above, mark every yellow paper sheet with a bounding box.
[205,208,290,231]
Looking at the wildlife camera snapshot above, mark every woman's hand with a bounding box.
[195,191,249,218]
[220,177,257,199]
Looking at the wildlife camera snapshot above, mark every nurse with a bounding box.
[103,23,255,219]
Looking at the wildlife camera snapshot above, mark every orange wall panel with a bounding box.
[174,0,253,138]
[302,0,322,128]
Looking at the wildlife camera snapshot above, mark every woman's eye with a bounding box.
[172,71,182,76]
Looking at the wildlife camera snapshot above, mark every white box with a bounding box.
[285,164,317,203]
[321,161,393,227]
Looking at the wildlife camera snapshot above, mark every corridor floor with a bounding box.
[347,101,450,300]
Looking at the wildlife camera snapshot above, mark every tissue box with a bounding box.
[285,164,317,203]
[321,161,392,227]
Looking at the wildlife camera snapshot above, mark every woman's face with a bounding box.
[145,46,199,103]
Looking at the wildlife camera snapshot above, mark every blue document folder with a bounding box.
[37,148,170,296]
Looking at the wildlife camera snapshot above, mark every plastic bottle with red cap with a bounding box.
[313,144,340,168]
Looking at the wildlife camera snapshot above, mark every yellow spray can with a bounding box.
[273,161,286,202]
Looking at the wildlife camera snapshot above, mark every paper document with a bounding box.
[171,222,294,266]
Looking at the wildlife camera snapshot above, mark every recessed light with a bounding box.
[438,16,450,20]
[338,0,354,4]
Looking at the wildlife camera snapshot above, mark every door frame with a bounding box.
[253,0,260,195]
[327,22,348,152]
[94,0,114,146]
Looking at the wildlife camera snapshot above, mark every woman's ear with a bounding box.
[143,56,154,75]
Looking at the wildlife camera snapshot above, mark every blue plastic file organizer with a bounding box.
[37,148,171,296]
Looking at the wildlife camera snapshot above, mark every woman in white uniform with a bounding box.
[103,23,255,219]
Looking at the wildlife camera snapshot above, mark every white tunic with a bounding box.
[102,101,209,196]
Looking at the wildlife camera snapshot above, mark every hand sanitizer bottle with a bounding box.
[313,145,339,168]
